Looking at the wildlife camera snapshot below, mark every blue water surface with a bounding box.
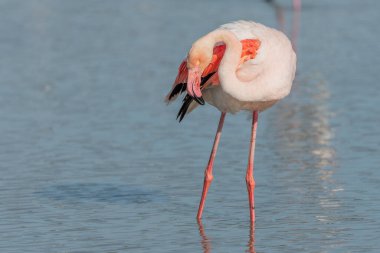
[0,0,379,252]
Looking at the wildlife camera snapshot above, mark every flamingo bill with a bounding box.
[186,67,202,99]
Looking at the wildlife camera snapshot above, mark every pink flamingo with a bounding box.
[265,0,301,11]
[265,0,302,51]
[293,0,302,11]
[166,21,296,223]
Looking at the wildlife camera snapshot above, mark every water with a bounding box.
[0,0,379,252]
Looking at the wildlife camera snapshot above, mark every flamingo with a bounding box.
[165,21,296,223]
[265,0,301,11]
[293,0,301,11]
[265,0,302,51]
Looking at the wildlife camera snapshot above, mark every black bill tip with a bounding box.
[193,96,205,105]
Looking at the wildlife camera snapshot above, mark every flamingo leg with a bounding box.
[197,112,226,220]
[246,111,258,224]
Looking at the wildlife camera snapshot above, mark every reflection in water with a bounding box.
[246,224,256,253]
[197,221,256,253]
[267,0,343,242]
[275,75,336,169]
[268,0,336,171]
[197,221,211,253]
[273,73,342,239]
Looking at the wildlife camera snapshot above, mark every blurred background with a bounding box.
[0,0,379,252]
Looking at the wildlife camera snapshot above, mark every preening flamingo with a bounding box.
[166,21,296,223]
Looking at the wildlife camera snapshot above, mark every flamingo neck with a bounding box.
[197,29,273,102]
[208,29,242,89]
[194,24,296,103]
[207,29,268,102]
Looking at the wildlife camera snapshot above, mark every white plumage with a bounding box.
[204,21,296,113]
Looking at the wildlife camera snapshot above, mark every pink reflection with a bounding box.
[197,221,256,253]
[197,221,211,253]
[247,223,256,253]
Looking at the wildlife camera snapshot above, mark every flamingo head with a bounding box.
[186,44,213,105]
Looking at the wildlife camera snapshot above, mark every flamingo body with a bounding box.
[166,21,296,118]
[165,21,296,223]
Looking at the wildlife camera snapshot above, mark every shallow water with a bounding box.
[0,0,380,252]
